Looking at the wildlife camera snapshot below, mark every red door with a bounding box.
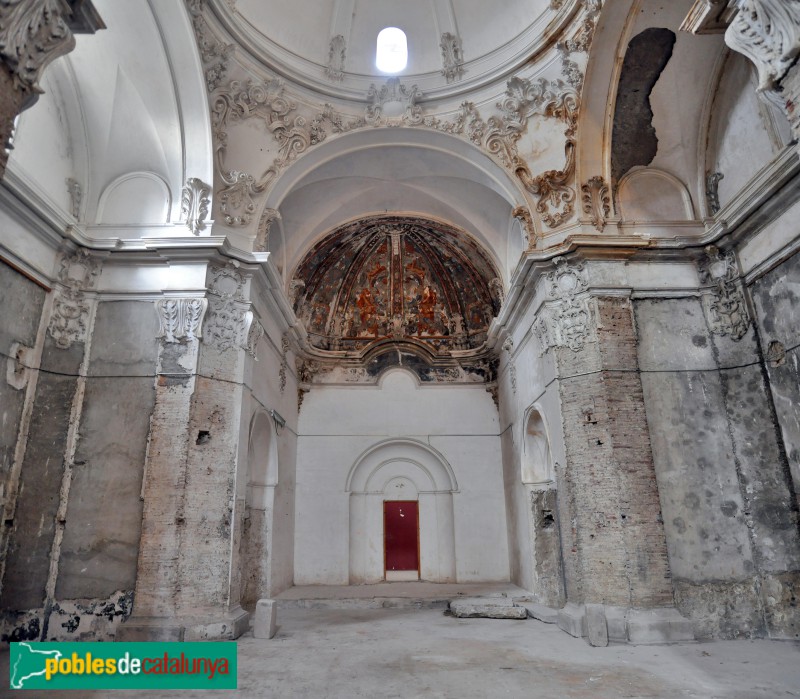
[384,501,419,573]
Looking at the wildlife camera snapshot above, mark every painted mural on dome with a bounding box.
[292,216,502,354]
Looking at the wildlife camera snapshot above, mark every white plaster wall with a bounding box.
[294,369,509,585]
[708,53,791,212]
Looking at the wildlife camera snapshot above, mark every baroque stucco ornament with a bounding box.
[535,257,595,354]
[440,32,465,83]
[187,0,233,92]
[325,34,346,82]
[699,245,750,341]
[724,0,800,93]
[48,248,101,350]
[181,177,211,235]
[155,298,208,343]
[581,176,611,232]
[195,1,595,231]
[205,266,251,352]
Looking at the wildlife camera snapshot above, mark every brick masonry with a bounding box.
[554,296,673,608]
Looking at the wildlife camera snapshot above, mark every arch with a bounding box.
[347,438,458,493]
[347,438,457,583]
[262,127,527,281]
[521,406,554,484]
[97,171,172,224]
[247,409,279,507]
[616,167,695,222]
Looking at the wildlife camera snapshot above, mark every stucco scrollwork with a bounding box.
[48,248,101,349]
[365,78,424,125]
[699,245,750,341]
[204,266,251,352]
[187,0,234,92]
[538,257,595,353]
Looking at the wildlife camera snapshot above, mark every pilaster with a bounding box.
[118,263,254,641]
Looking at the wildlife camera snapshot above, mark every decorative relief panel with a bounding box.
[187,0,234,92]
[534,257,595,354]
[244,316,264,359]
[204,265,251,352]
[440,32,464,83]
[699,245,750,341]
[325,34,346,81]
[48,248,101,350]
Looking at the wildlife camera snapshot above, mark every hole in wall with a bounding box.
[196,430,211,445]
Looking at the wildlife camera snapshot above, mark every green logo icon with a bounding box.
[9,642,237,690]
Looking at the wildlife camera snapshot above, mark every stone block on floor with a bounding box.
[518,603,559,624]
[254,599,278,639]
[450,598,527,619]
[585,604,609,647]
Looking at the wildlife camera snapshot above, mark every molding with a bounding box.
[681,0,738,34]
[202,0,583,104]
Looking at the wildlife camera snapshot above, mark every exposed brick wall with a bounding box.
[555,296,673,608]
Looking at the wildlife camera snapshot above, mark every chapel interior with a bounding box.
[0,0,799,648]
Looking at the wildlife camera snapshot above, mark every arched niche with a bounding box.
[346,438,457,584]
[247,409,279,508]
[240,409,279,607]
[97,172,172,224]
[521,407,553,485]
[616,167,695,222]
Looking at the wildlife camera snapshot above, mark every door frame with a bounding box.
[383,499,421,580]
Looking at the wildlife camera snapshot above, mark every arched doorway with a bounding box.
[346,438,458,584]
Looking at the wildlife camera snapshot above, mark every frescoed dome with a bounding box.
[293,215,502,356]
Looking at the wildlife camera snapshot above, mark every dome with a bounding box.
[293,215,502,356]
[210,0,574,98]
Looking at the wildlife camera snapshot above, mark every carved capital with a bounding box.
[724,0,800,93]
[155,298,208,343]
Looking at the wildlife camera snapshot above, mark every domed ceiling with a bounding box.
[211,0,574,97]
[293,215,502,357]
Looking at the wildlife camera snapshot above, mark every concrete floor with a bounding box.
[3,606,800,698]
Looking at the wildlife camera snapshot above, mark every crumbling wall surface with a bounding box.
[751,251,800,505]
[0,283,156,641]
[529,487,564,607]
[636,294,800,640]
[555,297,673,609]
[56,301,158,599]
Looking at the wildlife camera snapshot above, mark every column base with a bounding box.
[556,603,694,645]
[115,606,250,642]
